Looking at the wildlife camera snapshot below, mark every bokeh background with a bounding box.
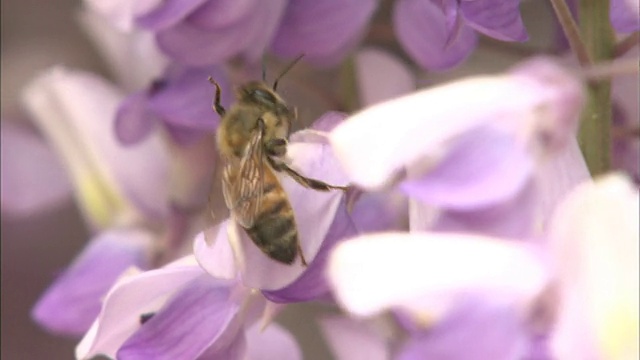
[2,1,559,358]
[3,0,101,358]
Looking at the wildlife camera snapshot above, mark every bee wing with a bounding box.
[222,125,265,228]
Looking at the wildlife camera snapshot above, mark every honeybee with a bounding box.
[210,57,347,266]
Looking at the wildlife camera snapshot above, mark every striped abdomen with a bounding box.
[244,165,302,265]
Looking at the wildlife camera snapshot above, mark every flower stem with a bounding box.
[578,0,616,176]
[548,0,592,65]
[339,56,360,113]
[614,31,640,57]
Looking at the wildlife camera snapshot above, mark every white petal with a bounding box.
[84,0,162,31]
[328,233,547,319]
[550,174,639,360]
[78,7,168,91]
[193,220,238,280]
[21,67,170,227]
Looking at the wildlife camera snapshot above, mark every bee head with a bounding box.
[238,82,280,107]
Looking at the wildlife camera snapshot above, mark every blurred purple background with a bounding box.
[2,0,100,358]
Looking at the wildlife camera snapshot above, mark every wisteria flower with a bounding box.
[114,64,231,146]
[330,56,587,239]
[85,0,379,67]
[327,173,638,359]
[76,256,302,360]
[393,0,528,71]
[14,66,176,336]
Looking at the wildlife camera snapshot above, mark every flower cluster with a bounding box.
[2,0,638,359]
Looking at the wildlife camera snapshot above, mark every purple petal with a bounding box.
[241,0,289,62]
[329,57,584,191]
[610,0,640,33]
[319,316,389,360]
[148,66,229,131]
[271,0,377,65]
[393,0,477,71]
[76,260,205,359]
[32,228,153,336]
[429,180,537,239]
[328,233,547,318]
[135,0,208,30]
[156,21,254,66]
[355,48,415,106]
[245,323,302,360]
[229,140,349,290]
[459,0,528,42]
[262,201,357,303]
[400,126,533,210]
[115,91,160,145]
[186,0,254,30]
[118,275,239,359]
[197,329,246,360]
[396,295,530,360]
[162,123,207,145]
[350,191,409,233]
[0,122,72,217]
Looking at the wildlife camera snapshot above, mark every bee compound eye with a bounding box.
[252,89,276,105]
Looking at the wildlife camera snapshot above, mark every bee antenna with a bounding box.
[261,55,267,83]
[272,54,305,91]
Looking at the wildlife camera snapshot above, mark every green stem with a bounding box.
[577,0,615,176]
[548,0,593,65]
[339,56,360,113]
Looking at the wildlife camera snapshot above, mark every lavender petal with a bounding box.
[115,91,159,146]
[117,275,239,359]
[0,122,72,216]
[428,180,537,239]
[135,0,208,30]
[610,0,640,33]
[156,21,253,66]
[76,261,205,359]
[186,0,254,30]
[271,0,377,65]
[393,0,477,71]
[245,323,303,360]
[400,126,533,210]
[148,66,229,132]
[396,295,529,360]
[32,228,153,336]
[459,0,528,42]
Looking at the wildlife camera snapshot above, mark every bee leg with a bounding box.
[207,76,226,116]
[280,164,349,192]
[297,241,308,267]
[265,138,287,157]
